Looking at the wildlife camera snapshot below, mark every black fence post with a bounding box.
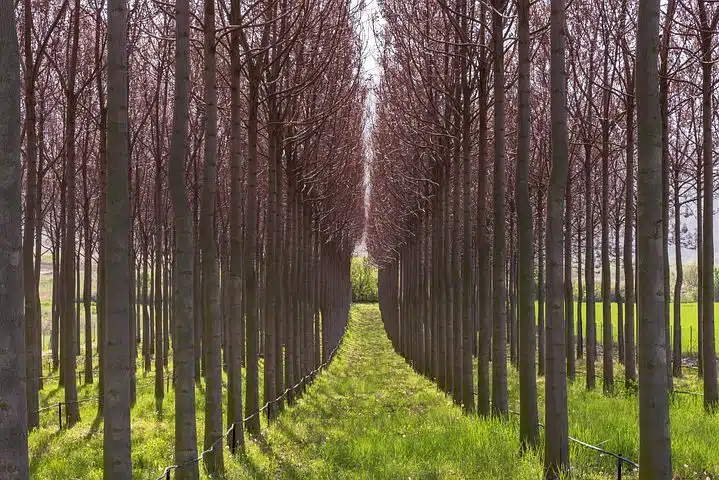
[58,403,62,430]
[617,454,622,480]
[230,423,236,455]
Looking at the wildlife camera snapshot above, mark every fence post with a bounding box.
[230,423,236,455]
[165,469,171,480]
[617,455,622,480]
[58,403,62,430]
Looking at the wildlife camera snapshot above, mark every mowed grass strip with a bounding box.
[228,304,541,479]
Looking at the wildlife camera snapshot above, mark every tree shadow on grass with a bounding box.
[246,432,305,480]
[83,414,102,441]
[29,430,61,473]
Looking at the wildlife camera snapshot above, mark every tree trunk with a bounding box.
[564,185,574,381]
[636,0,673,475]
[491,0,508,419]
[585,141,596,391]
[200,0,224,471]
[624,60,637,386]
[537,192,546,377]
[244,66,262,435]
[226,0,244,451]
[169,0,199,475]
[0,4,28,473]
[103,0,132,475]
[699,0,718,409]
[673,170,682,377]
[517,0,539,447]
[545,0,570,474]
[601,66,614,393]
[23,0,40,430]
[62,0,82,426]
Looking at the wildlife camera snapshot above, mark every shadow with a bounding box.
[29,429,61,473]
[236,450,269,480]
[83,414,102,441]
[250,432,304,480]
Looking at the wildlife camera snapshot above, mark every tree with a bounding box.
[491,0,509,419]
[636,0,673,475]
[517,0,539,449]
[168,0,199,475]
[545,0,570,475]
[698,0,719,410]
[0,1,28,475]
[103,0,132,476]
[200,0,223,471]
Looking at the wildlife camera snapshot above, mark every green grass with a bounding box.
[557,301,714,356]
[29,304,719,479]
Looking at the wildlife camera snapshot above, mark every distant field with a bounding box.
[559,301,712,357]
[35,265,714,360]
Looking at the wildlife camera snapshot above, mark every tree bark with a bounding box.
[517,0,539,447]
[103,0,132,475]
[545,0,570,474]
[698,0,718,409]
[0,4,28,474]
[169,0,199,475]
[491,0,508,419]
[200,0,224,471]
[636,0,673,475]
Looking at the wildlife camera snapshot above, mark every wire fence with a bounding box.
[153,325,348,480]
[36,373,173,429]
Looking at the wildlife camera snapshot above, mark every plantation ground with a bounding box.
[30,304,719,479]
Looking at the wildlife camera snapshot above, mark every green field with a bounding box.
[29,304,719,479]
[564,301,714,356]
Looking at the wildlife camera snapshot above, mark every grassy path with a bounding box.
[227,304,540,479]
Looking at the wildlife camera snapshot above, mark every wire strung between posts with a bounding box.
[153,324,349,480]
[472,398,640,474]
[34,374,173,429]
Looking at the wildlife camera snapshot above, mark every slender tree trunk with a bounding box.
[244,66,262,435]
[697,157,703,375]
[585,142,596,391]
[169,0,199,475]
[225,0,244,438]
[491,0,508,418]
[537,192,546,377]
[601,74,614,393]
[545,0,570,474]
[103,0,132,475]
[460,0,474,411]
[624,63,637,386]
[0,4,28,474]
[673,170,682,377]
[699,0,718,409]
[660,0,676,393]
[636,0,673,475]
[200,0,224,471]
[23,0,40,430]
[476,1,491,412]
[517,0,539,446]
[62,0,82,426]
[577,220,583,359]
[616,218,624,366]
[564,186,574,381]
[83,197,93,384]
